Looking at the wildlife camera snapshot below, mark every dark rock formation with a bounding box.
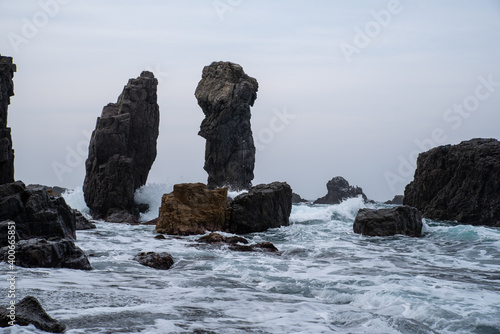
[385,195,404,205]
[0,296,66,333]
[0,238,92,270]
[75,210,96,230]
[134,251,174,270]
[403,138,500,227]
[353,205,423,237]
[197,232,249,244]
[229,241,279,253]
[314,176,367,205]
[83,71,159,221]
[27,184,66,197]
[0,55,16,185]
[228,182,292,234]
[292,192,308,204]
[196,232,277,252]
[195,61,258,190]
[0,181,76,247]
[156,183,228,235]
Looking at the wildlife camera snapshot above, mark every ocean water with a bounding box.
[2,184,500,334]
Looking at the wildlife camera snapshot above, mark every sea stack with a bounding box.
[83,71,159,221]
[195,61,258,190]
[314,176,367,205]
[404,138,500,227]
[0,55,16,185]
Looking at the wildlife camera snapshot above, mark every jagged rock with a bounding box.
[83,71,160,220]
[229,242,279,253]
[384,195,404,205]
[404,138,500,227]
[314,176,367,205]
[75,210,96,230]
[156,183,228,235]
[353,206,423,237]
[134,251,174,270]
[0,296,66,333]
[0,181,76,247]
[195,61,258,190]
[197,232,249,244]
[0,238,92,270]
[27,184,66,197]
[0,55,16,185]
[292,192,308,203]
[228,182,292,234]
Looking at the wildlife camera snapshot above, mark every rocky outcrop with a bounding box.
[0,55,16,185]
[314,176,367,205]
[0,238,92,270]
[83,71,159,221]
[353,206,423,237]
[0,296,66,333]
[404,138,500,227]
[228,182,292,234]
[292,192,308,204]
[133,251,174,270]
[156,183,228,235]
[75,210,96,230]
[384,195,404,205]
[195,61,258,190]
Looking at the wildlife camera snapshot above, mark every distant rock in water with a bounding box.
[195,61,258,191]
[404,138,500,227]
[133,251,174,270]
[292,192,308,203]
[384,195,404,205]
[0,55,16,185]
[314,176,367,205]
[353,206,423,237]
[83,71,159,221]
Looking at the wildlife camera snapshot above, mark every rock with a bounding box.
[353,205,423,237]
[403,138,500,227]
[197,232,249,244]
[105,208,139,224]
[0,238,92,270]
[228,182,292,234]
[384,195,404,205]
[0,296,66,333]
[156,183,228,235]
[27,184,67,197]
[0,181,76,247]
[0,55,16,185]
[292,192,308,203]
[83,71,160,220]
[229,242,279,253]
[134,251,174,270]
[75,210,96,230]
[195,61,258,190]
[314,176,368,205]
[154,234,166,240]
[144,217,158,226]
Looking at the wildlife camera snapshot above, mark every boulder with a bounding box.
[314,176,367,205]
[229,242,279,253]
[83,71,160,220]
[197,232,249,244]
[134,251,174,270]
[75,210,96,230]
[156,183,228,235]
[353,205,423,237]
[292,192,308,204]
[0,55,16,185]
[384,195,404,205]
[0,238,92,270]
[403,138,500,227]
[195,61,258,190]
[0,296,66,333]
[228,182,292,234]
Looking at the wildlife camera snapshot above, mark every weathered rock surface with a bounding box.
[228,182,292,234]
[75,210,96,230]
[292,192,308,204]
[314,176,367,205]
[384,195,404,205]
[403,138,500,227]
[353,206,423,237]
[84,71,159,220]
[134,251,174,270]
[195,61,258,190]
[0,296,66,333]
[0,55,16,185]
[156,183,228,235]
[0,238,92,270]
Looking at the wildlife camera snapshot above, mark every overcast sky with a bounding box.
[1,0,499,201]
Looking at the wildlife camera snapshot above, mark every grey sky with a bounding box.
[1,0,499,201]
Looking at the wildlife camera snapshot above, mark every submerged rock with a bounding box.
[353,205,423,237]
[0,55,16,185]
[134,251,174,270]
[314,176,367,205]
[83,71,159,221]
[228,182,292,234]
[195,61,258,190]
[197,232,249,244]
[404,138,500,227]
[156,183,228,235]
[0,296,66,333]
[229,242,279,253]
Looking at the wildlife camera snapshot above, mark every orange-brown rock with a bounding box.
[156,183,228,235]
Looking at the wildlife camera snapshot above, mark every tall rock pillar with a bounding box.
[0,55,16,185]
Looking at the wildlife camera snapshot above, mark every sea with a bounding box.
[2,183,499,334]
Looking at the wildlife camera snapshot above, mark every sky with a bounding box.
[1,0,499,202]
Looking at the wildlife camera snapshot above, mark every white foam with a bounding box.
[134,182,172,222]
[62,187,90,216]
